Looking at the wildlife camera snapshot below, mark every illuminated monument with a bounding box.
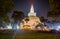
[20,4,42,30]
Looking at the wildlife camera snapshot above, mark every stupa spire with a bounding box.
[28,3,36,16]
[30,4,34,13]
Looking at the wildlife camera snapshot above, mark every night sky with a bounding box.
[13,0,50,17]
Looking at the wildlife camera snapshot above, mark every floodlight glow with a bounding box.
[58,26,60,29]
[7,24,12,29]
[56,28,59,30]
[17,25,20,29]
[7,26,12,29]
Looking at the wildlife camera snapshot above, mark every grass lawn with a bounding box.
[0,30,12,39]
[0,30,60,39]
[15,31,60,39]
[0,33,12,39]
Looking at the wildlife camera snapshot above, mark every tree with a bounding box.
[48,0,60,22]
[49,0,60,11]
[11,11,25,29]
[40,16,48,25]
[12,11,25,23]
[25,16,29,23]
[47,11,60,22]
[0,0,14,27]
[47,11,60,30]
[0,0,14,13]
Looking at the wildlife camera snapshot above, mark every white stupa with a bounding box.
[20,4,42,30]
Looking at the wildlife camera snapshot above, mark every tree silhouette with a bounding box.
[11,11,25,30]
[39,16,48,25]
[12,11,25,23]
[0,0,14,27]
[47,11,60,22]
[48,0,60,22]
[24,16,29,23]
